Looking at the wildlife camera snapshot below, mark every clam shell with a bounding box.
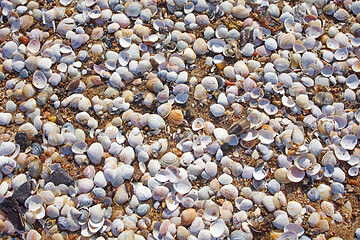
[32,70,47,89]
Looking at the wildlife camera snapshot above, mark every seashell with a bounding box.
[77,178,94,193]
[278,33,295,49]
[160,152,179,168]
[340,134,357,150]
[26,229,41,240]
[207,38,226,53]
[286,166,304,182]
[87,143,104,164]
[19,15,34,31]
[91,27,104,40]
[321,201,334,216]
[168,109,184,125]
[181,208,196,226]
[111,219,124,237]
[334,9,350,21]
[135,185,152,201]
[203,204,220,222]
[152,186,169,201]
[124,2,142,17]
[307,188,321,202]
[210,104,225,117]
[294,154,316,171]
[32,70,47,89]
[232,5,249,19]
[210,219,226,238]
[146,77,164,93]
[27,39,41,54]
[46,132,64,146]
[220,184,238,200]
[193,38,208,55]
[174,180,192,195]
[333,146,350,161]
[0,113,12,125]
[72,141,87,154]
[286,201,302,217]
[314,92,334,106]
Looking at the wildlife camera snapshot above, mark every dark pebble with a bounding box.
[15,132,30,151]
[12,181,32,206]
[0,197,25,231]
[45,168,74,186]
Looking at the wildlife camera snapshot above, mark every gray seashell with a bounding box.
[137,204,150,216]
[31,142,42,156]
[267,179,280,194]
[78,194,94,207]
[230,230,250,240]
[57,216,70,230]
[307,188,320,202]
[3,41,18,59]
[331,182,344,195]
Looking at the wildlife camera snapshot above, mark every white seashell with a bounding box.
[77,178,94,193]
[152,186,169,201]
[286,201,302,217]
[193,38,208,55]
[26,195,43,211]
[0,142,16,156]
[135,185,152,201]
[87,143,104,164]
[174,180,192,195]
[219,184,238,199]
[147,114,166,130]
[32,70,47,89]
[210,104,225,117]
[209,219,226,238]
[48,133,65,146]
[207,38,226,53]
[333,146,350,161]
[72,141,87,154]
[286,166,304,182]
[340,134,357,150]
[0,113,12,125]
[201,77,218,91]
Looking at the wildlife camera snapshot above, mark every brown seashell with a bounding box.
[168,109,184,125]
[180,208,196,226]
[18,35,29,45]
[19,15,34,31]
[66,78,80,92]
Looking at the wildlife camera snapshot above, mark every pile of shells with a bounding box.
[0,0,360,239]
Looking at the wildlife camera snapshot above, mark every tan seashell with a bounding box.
[177,226,190,240]
[19,15,34,31]
[168,109,184,125]
[193,38,208,55]
[91,27,104,40]
[134,24,151,38]
[194,84,207,100]
[180,208,196,226]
